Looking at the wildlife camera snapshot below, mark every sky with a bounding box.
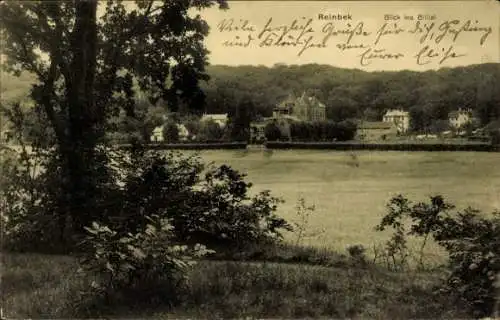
[194,0,499,71]
[2,1,498,73]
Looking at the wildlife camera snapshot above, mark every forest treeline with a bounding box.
[3,63,500,139]
[201,63,500,132]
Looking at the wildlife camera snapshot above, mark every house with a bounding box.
[448,108,474,130]
[149,123,190,142]
[150,126,164,142]
[200,113,229,128]
[382,109,410,134]
[356,121,398,141]
[250,122,267,143]
[274,92,326,122]
[177,124,189,141]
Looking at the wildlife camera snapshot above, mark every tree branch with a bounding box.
[40,60,66,144]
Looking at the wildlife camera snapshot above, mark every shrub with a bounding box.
[289,121,357,142]
[264,122,282,141]
[163,121,180,143]
[198,119,224,141]
[433,209,500,318]
[111,150,291,252]
[490,129,500,146]
[346,244,367,265]
[2,145,290,256]
[292,196,324,246]
[0,145,72,253]
[2,144,291,311]
[374,195,412,271]
[77,216,213,308]
[376,194,500,318]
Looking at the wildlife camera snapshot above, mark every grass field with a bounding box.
[187,149,500,260]
[3,252,463,319]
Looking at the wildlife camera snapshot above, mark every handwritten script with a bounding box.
[216,14,493,67]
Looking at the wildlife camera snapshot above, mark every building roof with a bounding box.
[358,121,395,130]
[297,94,326,108]
[276,115,301,122]
[448,109,472,118]
[152,126,163,134]
[276,91,326,110]
[384,109,409,117]
[201,113,228,122]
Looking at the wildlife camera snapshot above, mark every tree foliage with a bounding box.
[376,194,500,318]
[198,119,224,141]
[264,122,282,141]
[163,120,180,143]
[0,0,227,235]
[200,64,500,132]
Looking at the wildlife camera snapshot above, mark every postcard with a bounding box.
[1,1,499,319]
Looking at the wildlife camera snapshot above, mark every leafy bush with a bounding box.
[346,244,367,264]
[2,144,291,312]
[198,119,224,141]
[264,122,282,141]
[2,145,290,256]
[0,145,69,252]
[110,150,291,252]
[77,215,213,308]
[289,120,357,142]
[433,209,500,318]
[376,194,500,318]
[163,121,180,143]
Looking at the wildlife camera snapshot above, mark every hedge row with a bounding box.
[116,142,248,150]
[264,141,500,152]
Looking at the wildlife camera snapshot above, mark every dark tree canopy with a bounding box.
[200,63,500,132]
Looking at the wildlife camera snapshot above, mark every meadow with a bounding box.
[189,149,500,260]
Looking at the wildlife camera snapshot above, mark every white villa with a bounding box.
[448,108,474,129]
[382,109,410,134]
[150,126,164,142]
[200,113,229,128]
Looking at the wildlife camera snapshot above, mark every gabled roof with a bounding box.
[276,91,326,109]
[152,126,163,134]
[201,113,228,121]
[384,109,409,117]
[448,109,472,118]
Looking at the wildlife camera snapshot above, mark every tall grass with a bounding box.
[2,252,467,319]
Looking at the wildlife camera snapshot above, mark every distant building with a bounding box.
[177,124,189,141]
[250,121,267,143]
[150,123,190,142]
[357,121,398,141]
[200,113,229,128]
[150,126,164,142]
[274,92,326,122]
[448,108,474,130]
[382,109,410,134]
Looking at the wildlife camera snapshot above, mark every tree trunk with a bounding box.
[60,0,101,235]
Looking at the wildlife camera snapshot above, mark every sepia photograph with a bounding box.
[1,0,499,318]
